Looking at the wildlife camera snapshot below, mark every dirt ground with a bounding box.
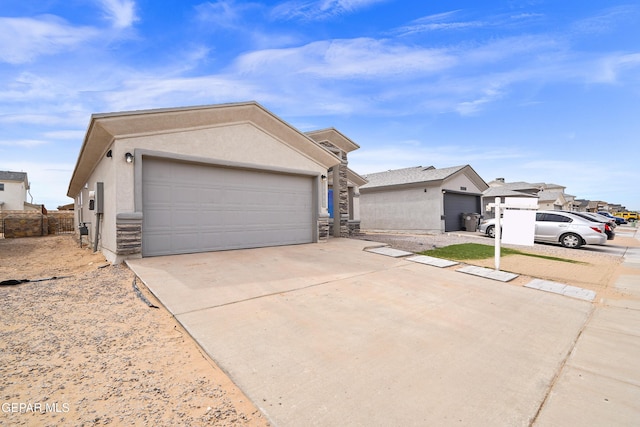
[0,235,270,426]
[1,231,636,425]
[355,230,640,302]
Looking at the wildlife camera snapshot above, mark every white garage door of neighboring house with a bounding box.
[142,158,314,257]
[443,192,481,232]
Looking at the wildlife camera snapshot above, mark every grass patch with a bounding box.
[419,243,585,264]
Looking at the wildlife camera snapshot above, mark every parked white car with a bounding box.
[478,210,608,248]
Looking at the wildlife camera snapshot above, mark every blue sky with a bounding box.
[1,0,639,210]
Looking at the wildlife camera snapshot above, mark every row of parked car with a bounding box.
[611,211,639,223]
[477,210,624,249]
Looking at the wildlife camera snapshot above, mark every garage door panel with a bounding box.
[144,209,172,229]
[443,193,480,232]
[173,186,200,203]
[142,158,314,256]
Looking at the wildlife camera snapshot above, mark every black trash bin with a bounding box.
[461,213,481,231]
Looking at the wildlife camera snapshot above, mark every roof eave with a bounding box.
[67,102,342,197]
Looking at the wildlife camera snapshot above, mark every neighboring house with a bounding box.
[584,200,610,213]
[359,165,489,233]
[67,102,363,263]
[485,178,575,211]
[537,190,568,211]
[0,171,34,211]
[481,187,538,219]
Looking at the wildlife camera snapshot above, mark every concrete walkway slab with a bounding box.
[406,254,459,268]
[534,305,640,425]
[364,246,413,257]
[456,265,519,282]
[525,278,596,301]
[613,274,640,299]
[534,230,640,426]
[623,247,640,269]
[128,238,594,426]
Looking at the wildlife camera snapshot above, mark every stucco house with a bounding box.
[480,186,538,219]
[0,171,36,212]
[485,178,577,212]
[67,102,363,263]
[359,165,489,233]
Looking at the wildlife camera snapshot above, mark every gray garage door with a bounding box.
[142,158,314,257]
[443,192,480,232]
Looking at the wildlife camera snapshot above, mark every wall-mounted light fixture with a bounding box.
[106,150,112,158]
[321,174,327,181]
[125,152,134,164]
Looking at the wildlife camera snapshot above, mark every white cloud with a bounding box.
[0,139,49,148]
[455,85,505,116]
[394,10,483,36]
[349,144,528,175]
[571,5,637,36]
[0,15,98,64]
[272,0,387,21]
[99,74,265,111]
[42,130,87,140]
[97,0,139,29]
[195,0,256,30]
[0,109,90,128]
[591,52,640,84]
[234,38,456,79]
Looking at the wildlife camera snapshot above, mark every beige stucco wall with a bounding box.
[0,181,28,211]
[75,122,332,261]
[360,185,444,233]
[120,122,327,203]
[442,173,485,194]
[74,146,118,254]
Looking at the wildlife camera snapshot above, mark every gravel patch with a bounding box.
[0,235,269,427]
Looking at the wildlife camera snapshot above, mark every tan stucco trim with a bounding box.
[347,168,368,187]
[68,101,341,198]
[305,128,360,153]
[447,165,489,192]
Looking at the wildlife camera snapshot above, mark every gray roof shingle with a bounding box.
[361,165,468,189]
[0,171,28,183]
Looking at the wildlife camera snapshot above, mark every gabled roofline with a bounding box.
[347,168,368,187]
[68,101,342,197]
[0,171,29,186]
[361,165,488,191]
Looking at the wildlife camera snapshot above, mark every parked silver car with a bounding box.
[478,210,608,248]
[562,211,615,240]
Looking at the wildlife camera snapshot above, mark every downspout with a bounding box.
[93,182,104,253]
[93,213,101,252]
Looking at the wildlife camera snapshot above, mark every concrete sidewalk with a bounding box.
[532,225,640,425]
[128,238,602,426]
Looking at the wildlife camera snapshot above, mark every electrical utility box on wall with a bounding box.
[96,182,104,214]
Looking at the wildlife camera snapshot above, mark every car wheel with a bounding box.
[486,225,495,238]
[560,233,582,249]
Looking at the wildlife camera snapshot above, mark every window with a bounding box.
[0,183,4,191]
[539,213,572,223]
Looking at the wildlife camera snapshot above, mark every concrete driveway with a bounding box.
[127,238,594,426]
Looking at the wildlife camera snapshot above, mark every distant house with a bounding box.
[481,187,539,219]
[359,165,488,233]
[485,178,576,212]
[0,171,37,212]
